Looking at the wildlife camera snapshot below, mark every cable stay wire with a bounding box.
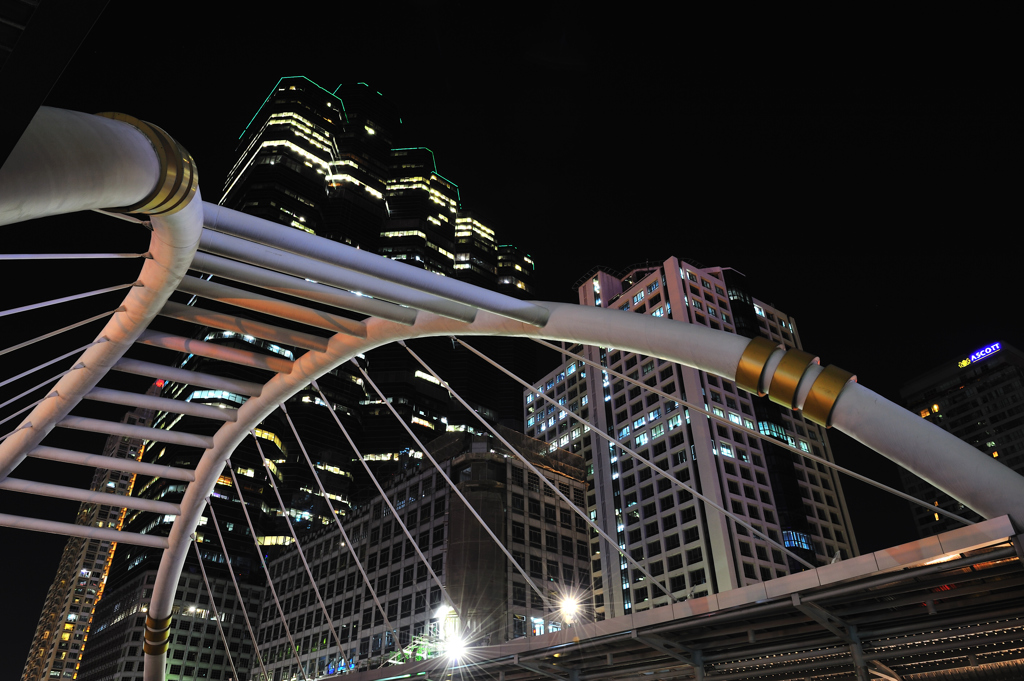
[205,499,270,681]
[0,341,101,391]
[398,341,679,604]
[352,356,679,606]
[0,397,45,430]
[303,386,464,621]
[279,400,410,659]
[249,431,348,658]
[0,281,140,318]
[0,252,149,260]
[0,422,31,443]
[532,338,975,527]
[0,309,121,357]
[191,534,241,681]
[398,341,587,608]
[226,466,311,681]
[456,337,817,572]
[0,366,81,412]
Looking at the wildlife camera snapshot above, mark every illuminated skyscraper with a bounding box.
[22,382,160,681]
[220,77,528,298]
[526,259,858,620]
[219,76,539,462]
[252,427,591,677]
[74,76,545,680]
[898,341,1024,537]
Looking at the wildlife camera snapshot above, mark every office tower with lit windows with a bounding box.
[496,243,535,297]
[253,427,590,678]
[221,77,530,297]
[81,352,357,681]
[898,341,1024,537]
[77,76,544,680]
[219,75,539,460]
[222,78,399,252]
[525,258,858,620]
[22,383,160,681]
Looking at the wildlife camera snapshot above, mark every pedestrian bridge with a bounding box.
[1,108,1022,681]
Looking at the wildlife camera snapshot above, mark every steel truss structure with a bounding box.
[346,516,1024,681]
[1,108,1023,681]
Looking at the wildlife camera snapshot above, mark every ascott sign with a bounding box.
[958,342,1001,368]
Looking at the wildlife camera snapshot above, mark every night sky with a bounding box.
[1,4,1019,674]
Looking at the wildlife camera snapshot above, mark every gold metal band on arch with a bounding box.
[142,614,173,655]
[96,112,199,217]
[734,336,856,428]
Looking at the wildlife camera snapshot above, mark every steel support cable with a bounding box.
[0,252,149,260]
[226,466,311,681]
[0,423,31,443]
[0,366,80,412]
[0,342,100,390]
[0,309,122,358]
[456,338,817,572]
[278,400,407,657]
[352,360,570,612]
[191,534,241,681]
[305,385,463,621]
[398,342,579,608]
[0,281,140,318]
[533,338,976,528]
[205,499,270,681]
[311,374,552,614]
[249,431,348,658]
[0,397,46,430]
[399,343,679,605]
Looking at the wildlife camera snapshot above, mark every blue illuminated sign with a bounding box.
[958,342,1001,368]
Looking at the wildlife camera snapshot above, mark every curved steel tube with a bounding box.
[147,299,1024,678]
[2,106,1022,681]
[0,107,204,481]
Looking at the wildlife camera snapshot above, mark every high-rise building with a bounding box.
[526,259,858,620]
[76,75,545,680]
[253,427,590,678]
[898,341,1024,537]
[22,382,161,681]
[218,76,540,461]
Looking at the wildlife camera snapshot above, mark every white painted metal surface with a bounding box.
[1,106,1023,681]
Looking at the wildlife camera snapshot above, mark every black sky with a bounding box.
[1,3,1020,674]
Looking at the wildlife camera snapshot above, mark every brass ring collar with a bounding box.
[96,112,198,216]
[768,349,819,410]
[734,336,778,396]
[803,365,857,427]
[734,336,856,428]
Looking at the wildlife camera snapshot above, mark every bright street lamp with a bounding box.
[559,595,580,624]
[446,635,466,660]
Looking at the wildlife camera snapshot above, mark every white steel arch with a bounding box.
[1,107,1022,681]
